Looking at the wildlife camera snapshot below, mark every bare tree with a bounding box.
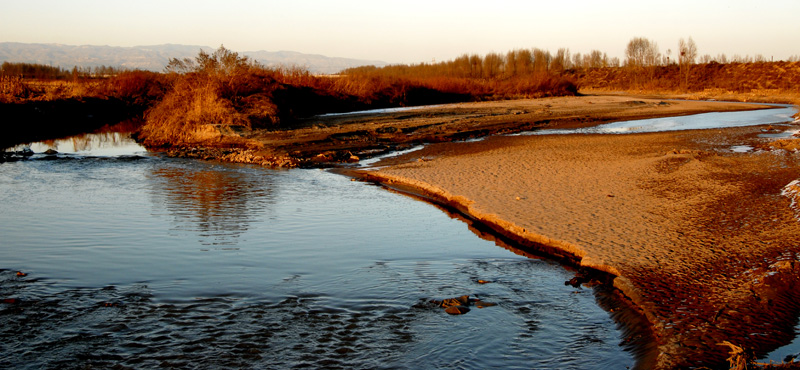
[587,50,606,68]
[482,52,503,79]
[678,37,698,88]
[532,48,551,73]
[626,37,659,68]
[572,52,582,70]
[551,48,570,72]
[514,49,534,75]
[166,45,257,76]
[626,37,660,86]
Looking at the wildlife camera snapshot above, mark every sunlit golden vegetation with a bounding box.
[1,63,169,148]
[3,38,800,149]
[571,61,800,104]
[339,49,579,100]
[0,65,166,104]
[136,46,583,147]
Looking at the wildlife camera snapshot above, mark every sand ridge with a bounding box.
[352,123,800,369]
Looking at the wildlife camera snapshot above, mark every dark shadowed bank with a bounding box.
[0,98,145,149]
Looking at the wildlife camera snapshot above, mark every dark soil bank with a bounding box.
[0,98,146,149]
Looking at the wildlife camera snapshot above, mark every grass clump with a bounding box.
[137,46,279,147]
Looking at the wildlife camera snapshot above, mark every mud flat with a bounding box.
[346,117,800,368]
[164,95,769,167]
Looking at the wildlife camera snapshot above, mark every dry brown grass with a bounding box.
[137,48,283,147]
[572,61,800,105]
[139,78,246,146]
[766,139,800,152]
[715,341,800,370]
[0,77,94,102]
[340,67,577,101]
[1,70,168,104]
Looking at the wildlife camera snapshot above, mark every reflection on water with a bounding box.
[147,161,275,246]
[42,132,137,153]
[12,131,147,157]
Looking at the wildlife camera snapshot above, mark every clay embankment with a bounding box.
[347,114,800,369]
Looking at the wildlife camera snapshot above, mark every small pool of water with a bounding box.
[730,145,755,153]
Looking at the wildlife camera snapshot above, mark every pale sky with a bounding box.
[2,0,798,64]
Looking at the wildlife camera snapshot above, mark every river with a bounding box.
[1,104,798,369]
[0,133,632,369]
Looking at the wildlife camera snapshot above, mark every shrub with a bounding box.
[137,46,283,147]
[0,75,34,102]
[101,70,167,105]
[139,76,246,146]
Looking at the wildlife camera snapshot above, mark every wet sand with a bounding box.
[348,117,800,368]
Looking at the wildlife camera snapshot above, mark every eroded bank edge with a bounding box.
[337,168,660,369]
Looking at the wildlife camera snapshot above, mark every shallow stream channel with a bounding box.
[1,102,798,369]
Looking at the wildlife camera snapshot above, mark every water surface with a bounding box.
[0,134,632,369]
[526,104,797,135]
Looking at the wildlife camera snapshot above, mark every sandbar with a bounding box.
[348,105,800,368]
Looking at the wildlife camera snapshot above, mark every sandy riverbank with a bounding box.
[347,116,800,368]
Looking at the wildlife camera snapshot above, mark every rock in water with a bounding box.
[444,305,470,315]
[439,295,470,308]
[475,301,497,308]
[16,147,34,156]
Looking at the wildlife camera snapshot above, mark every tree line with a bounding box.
[345,36,799,82]
[0,62,128,80]
[342,48,619,80]
[4,38,799,111]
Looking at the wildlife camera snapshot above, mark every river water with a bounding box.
[2,104,798,369]
[0,134,632,369]
[526,103,798,135]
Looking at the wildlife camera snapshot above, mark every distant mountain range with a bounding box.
[0,42,388,74]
